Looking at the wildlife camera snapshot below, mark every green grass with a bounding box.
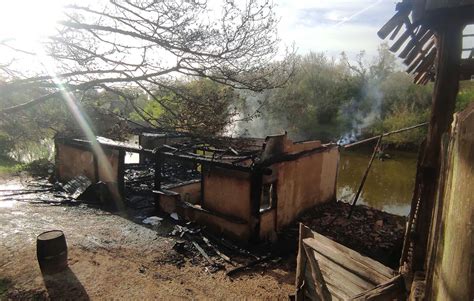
[0,278,12,298]
[0,156,24,175]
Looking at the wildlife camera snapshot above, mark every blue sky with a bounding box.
[0,0,400,68]
[275,0,397,57]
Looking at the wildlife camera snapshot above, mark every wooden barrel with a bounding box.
[37,230,68,274]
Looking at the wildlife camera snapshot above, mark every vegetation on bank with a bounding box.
[1,46,473,163]
[0,1,473,163]
[0,157,23,175]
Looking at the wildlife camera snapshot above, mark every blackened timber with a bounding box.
[118,150,126,198]
[412,20,463,272]
[250,169,263,242]
[56,137,153,154]
[399,28,430,59]
[256,144,338,167]
[92,151,99,183]
[377,9,408,39]
[154,152,162,191]
[158,151,253,172]
[164,199,249,224]
[200,165,206,208]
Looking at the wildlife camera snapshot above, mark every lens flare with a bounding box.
[38,54,124,211]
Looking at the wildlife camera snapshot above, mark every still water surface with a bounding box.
[337,148,418,216]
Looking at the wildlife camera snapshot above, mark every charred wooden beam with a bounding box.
[118,150,125,198]
[377,9,409,39]
[154,152,162,191]
[56,137,153,154]
[390,29,412,52]
[249,168,263,242]
[158,151,253,172]
[403,35,434,66]
[399,27,430,59]
[256,144,338,167]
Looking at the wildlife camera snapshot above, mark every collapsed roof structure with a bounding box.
[55,133,339,243]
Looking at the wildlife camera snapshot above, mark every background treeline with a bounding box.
[1,44,473,164]
[233,44,473,146]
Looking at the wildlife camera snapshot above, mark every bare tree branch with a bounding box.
[0,0,295,122]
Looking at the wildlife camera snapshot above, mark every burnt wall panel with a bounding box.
[56,143,96,182]
[275,147,339,230]
[56,142,123,187]
[202,168,252,222]
[185,207,251,242]
[259,209,277,241]
[428,104,474,300]
[97,149,120,183]
[169,182,201,204]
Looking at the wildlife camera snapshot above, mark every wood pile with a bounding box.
[297,201,407,268]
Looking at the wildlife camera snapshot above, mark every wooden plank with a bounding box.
[399,27,429,59]
[303,244,332,301]
[303,234,394,278]
[296,223,310,301]
[325,281,352,300]
[403,38,434,66]
[389,29,412,52]
[413,49,437,75]
[351,275,406,301]
[377,10,408,39]
[303,264,320,300]
[302,237,394,284]
[411,20,464,272]
[312,249,374,293]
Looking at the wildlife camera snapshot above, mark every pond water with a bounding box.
[337,148,418,217]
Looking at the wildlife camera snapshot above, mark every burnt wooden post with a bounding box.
[118,149,126,199]
[249,168,263,242]
[154,151,163,209]
[411,20,463,271]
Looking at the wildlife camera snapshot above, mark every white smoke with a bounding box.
[337,79,384,145]
[224,90,289,138]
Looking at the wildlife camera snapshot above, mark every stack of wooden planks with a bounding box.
[295,224,406,300]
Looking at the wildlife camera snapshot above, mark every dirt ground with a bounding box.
[0,176,295,300]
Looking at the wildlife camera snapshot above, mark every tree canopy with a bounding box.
[0,0,294,116]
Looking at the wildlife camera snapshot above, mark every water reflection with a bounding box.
[337,148,418,216]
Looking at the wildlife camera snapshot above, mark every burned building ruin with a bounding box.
[55,132,339,242]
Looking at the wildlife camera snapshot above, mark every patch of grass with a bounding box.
[0,278,12,298]
[21,158,54,177]
[0,156,23,175]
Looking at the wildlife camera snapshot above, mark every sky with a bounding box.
[275,0,396,57]
[0,0,397,60]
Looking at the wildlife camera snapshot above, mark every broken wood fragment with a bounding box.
[191,240,215,266]
[226,255,275,277]
[201,235,234,266]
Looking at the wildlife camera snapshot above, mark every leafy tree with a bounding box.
[0,0,293,118]
[138,79,243,135]
[456,80,474,111]
[268,53,356,140]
